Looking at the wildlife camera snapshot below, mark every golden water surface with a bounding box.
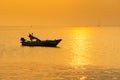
[0,26,120,80]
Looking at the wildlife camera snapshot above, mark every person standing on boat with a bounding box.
[28,33,41,42]
[29,33,34,41]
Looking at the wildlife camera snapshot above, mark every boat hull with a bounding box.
[21,39,62,47]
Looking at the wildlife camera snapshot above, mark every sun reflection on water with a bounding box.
[68,27,92,66]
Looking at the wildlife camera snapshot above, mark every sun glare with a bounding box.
[68,27,91,66]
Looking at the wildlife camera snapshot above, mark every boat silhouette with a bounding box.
[20,33,62,47]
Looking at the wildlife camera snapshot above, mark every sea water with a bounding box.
[0,26,120,80]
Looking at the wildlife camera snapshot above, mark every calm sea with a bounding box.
[0,26,120,80]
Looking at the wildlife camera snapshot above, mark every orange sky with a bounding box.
[0,0,120,26]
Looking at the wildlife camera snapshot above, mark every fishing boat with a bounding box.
[20,34,62,47]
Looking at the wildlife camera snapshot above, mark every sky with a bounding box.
[0,0,120,26]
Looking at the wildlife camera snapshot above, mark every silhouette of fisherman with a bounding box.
[28,33,41,42]
[28,33,34,41]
